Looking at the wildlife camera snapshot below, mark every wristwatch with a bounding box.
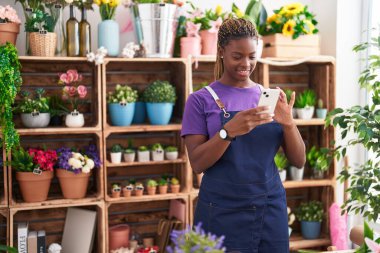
[219,128,235,141]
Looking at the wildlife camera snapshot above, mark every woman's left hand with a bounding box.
[273,87,295,126]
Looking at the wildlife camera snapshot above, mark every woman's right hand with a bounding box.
[223,106,274,138]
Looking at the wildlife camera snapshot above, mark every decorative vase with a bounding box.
[98,19,119,56]
[301,221,321,239]
[56,169,91,199]
[109,224,130,251]
[146,102,174,125]
[29,32,57,57]
[108,102,135,126]
[65,110,85,127]
[290,166,304,181]
[0,22,20,45]
[110,152,122,164]
[279,169,287,182]
[16,171,53,203]
[132,101,146,124]
[296,106,315,120]
[165,151,178,160]
[180,36,201,58]
[21,112,51,128]
[200,30,217,55]
[316,108,327,119]
[123,152,135,162]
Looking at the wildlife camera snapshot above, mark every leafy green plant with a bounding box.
[111,144,123,153]
[0,42,22,153]
[306,146,333,172]
[0,245,17,253]
[14,88,50,113]
[107,84,138,104]
[274,152,288,171]
[165,146,178,152]
[193,82,208,92]
[158,178,168,186]
[326,32,380,222]
[231,0,268,35]
[10,146,36,172]
[49,94,68,117]
[112,183,121,190]
[317,98,324,109]
[124,148,135,154]
[138,146,148,152]
[171,177,179,185]
[146,178,158,187]
[142,80,177,103]
[295,201,324,222]
[25,9,54,32]
[294,89,316,108]
[151,143,163,151]
[284,89,293,102]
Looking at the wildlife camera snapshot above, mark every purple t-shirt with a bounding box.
[181,81,262,138]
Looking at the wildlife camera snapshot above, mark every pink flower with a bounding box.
[77,85,87,98]
[0,5,21,24]
[186,21,201,37]
[188,8,203,20]
[67,69,80,83]
[208,17,223,33]
[68,86,77,97]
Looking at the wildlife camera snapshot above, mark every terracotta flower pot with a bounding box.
[111,190,121,198]
[122,188,132,197]
[109,224,130,251]
[16,171,53,203]
[170,184,180,194]
[56,169,91,199]
[158,185,168,194]
[147,186,156,195]
[135,189,144,196]
[200,30,217,55]
[0,22,20,45]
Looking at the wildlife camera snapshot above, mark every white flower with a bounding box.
[72,152,84,161]
[97,46,108,56]
[85,158,95,170]
[122,49,135,58]
[94,54,105,65]
[86,52,95,62]
[48,243,62,253]
[65,0,74,3]
[82,165,91,173]
[68,158,82,169]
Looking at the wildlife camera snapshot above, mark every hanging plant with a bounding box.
[0,42,22,152]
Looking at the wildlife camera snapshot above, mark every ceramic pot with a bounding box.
[65,110,85,127]
[56,169,91,199]
[16,171,53,203]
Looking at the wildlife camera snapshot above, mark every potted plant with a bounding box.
[14,89,51,128]
[59,69,88,127]
[111,183,121,198]
[158,178,168,194]
[165,146,178,160]
[137,145,150,162]
[25,9,57,57]
[316,98,327,119]
[142,80,177,125]
[134,181,144,196]
[49,94,68,126]
[295,201,324,239]
[289,164,304,181]
[11,147,57,203]
[0,42,21,153]
[110,144,123,164]
[132,90,146,124]
[274,152,288,182]
[170,177,180,193]
[294,89,316,120]
[0,5,21,45]
[107,84,138,126]
[151,143,164,161]
[56,146,100,199]
[306,146,332,179]
[122,181,134,197]
[146,179,157,195]
[123,148,136,163]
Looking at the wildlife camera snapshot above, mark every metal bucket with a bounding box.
[134,3,178,58]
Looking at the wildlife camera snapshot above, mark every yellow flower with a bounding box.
[282,19,296,37]
[101,0,110,4]
[215,5,223,16]
[93,0,101,5]
[109,0,119,7]
[302,20,315,34]
[235,9,244,18]
[279,3,304,17]
[267,14,281,24]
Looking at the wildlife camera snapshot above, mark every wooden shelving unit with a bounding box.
[0,208,9,246]
[289,233,331,251]
[0,146,7,208]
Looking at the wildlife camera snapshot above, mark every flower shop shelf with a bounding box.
[17,56,102,129]
[283,179,335,189]
[289,233,331,250]
[106,157,187,167]
[103,124,182,135]
[106,192,189,204]
[0,208,9,246]
[105,197,188,252]
[9,201,105,253]
[16,126,102,135]
[9,196,101,209]
[294,118,326,126]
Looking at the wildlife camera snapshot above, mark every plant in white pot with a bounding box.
[316,98,327,119]
[110,144,123,164]
[294,89,316,120]
[14,88,51,128]
[137,145,150,162]
[289,164,304,181]
[306,146,333,179]
[274,152,288,182]
[165,146,178,160]
[295,200,324,239]
[123,148,136,163]
[151,143,164,161]
[107,84,138,126]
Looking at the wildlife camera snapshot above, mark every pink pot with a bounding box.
[109,224,130,251]
[180,36,201,58]
[200,30,218,55]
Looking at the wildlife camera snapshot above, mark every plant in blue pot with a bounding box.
[295,200,324,239]
[107,84,138,126]
[94,0,120,56]
[132,90,146,124]
[143,80,177,125]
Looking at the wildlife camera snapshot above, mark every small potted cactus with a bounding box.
[151,143,164,161]
[110,144,123,164]
[316,98,327,119]
[137,145,150,162]
[170,177,180,194]
[123,148,136,162]
[165,146,178,160]
[158,178,168,194]
[134,182,144,196]
[146,179,157,195]
[122,181,134,197]
[111,183,121,198]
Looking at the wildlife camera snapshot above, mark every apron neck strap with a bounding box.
[205,86,230,118]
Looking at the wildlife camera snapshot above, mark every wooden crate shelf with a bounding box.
[107,192,189,203]
[1,147,7,208]
[105,197,188,252]
[103,124,182,136]
[283,179,335,189]
[289,233,331,251]
[17,127,102,135]
[9,201,105,253]
[106,157,187,167]
[0,208,9,246]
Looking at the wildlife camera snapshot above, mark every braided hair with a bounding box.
[214,18,259,80]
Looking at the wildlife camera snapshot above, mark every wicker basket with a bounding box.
[29,32,57,57]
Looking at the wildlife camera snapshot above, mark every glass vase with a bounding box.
[53,4,66,56]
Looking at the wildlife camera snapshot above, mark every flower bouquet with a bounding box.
[0,5,21,45]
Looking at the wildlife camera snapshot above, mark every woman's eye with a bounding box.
[249,56,256,60]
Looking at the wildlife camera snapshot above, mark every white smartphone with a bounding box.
[257,88,280,114]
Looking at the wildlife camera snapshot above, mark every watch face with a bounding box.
[219,129,227,139]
